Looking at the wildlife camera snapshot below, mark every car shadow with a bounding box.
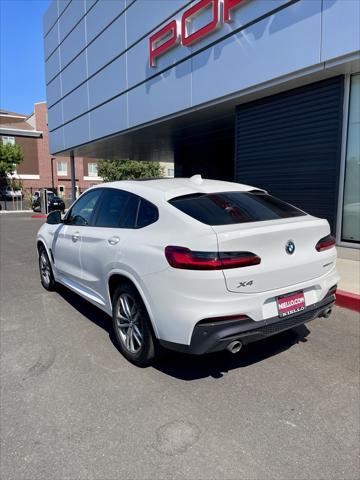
[56,285,311,381]
[56,284,118,341]
[153,326,310,380]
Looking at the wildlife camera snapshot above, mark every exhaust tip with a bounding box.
[227,340,242,354]
[323,308,332,318]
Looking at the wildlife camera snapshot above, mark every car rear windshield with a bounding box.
[169,191,306,226]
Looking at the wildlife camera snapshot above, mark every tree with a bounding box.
[97,159,163,182]
[0,144,24,177]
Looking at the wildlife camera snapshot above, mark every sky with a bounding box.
[0,0,51,115]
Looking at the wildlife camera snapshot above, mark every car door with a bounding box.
[79,188,140,310]
[52,188,103,288]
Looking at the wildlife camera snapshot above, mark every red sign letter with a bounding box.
[224,0,244,22]
[181,0,220,47]
[149,20,179,68]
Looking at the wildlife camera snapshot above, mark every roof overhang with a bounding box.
[0,127,43,138]
[53,52,360,160]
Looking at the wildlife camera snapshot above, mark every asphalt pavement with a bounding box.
[1,212,359,480]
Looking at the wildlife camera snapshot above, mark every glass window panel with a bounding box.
[2,136,15,145]
[136,199,159,228]
[88,163,98,177]
[169,191,305,226]
[95,189,138,228]
[342,75,360,243]
[57,160,67,175]
[67,189,102,226]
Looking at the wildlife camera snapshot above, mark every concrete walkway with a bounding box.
[336,247,360,311]
[337,247,359,294]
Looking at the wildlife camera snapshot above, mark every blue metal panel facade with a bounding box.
[43,0,360,154]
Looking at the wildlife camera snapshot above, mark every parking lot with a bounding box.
[0,212,359,480]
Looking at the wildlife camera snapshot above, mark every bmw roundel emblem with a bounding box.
[286,240,295,255]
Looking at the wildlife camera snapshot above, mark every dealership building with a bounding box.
[43,0,359,246]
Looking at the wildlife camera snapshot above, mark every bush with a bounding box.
[0,144,24,177]
[97,159,163,182]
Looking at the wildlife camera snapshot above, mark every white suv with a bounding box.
[36,177,339,366]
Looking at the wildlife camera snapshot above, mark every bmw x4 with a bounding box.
[36,177,339,366]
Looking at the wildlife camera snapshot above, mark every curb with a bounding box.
[336,290,360,312]
[0,210,32,213]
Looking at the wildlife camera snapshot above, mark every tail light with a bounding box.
[315,235,336,252]
[165,246,261,270]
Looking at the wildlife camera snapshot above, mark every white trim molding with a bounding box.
[0,113,27,119]
[10,173,40,180]
[0,127,42,137]
[84,176,103,181]
[18,174,40,180]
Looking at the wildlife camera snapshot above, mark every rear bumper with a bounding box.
[159,289,336,355]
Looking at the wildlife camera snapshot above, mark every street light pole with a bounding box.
[70,150,76,203]
[51,157,55,192]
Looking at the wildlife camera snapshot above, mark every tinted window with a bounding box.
[66,189,102,226]
[136,199,158,228]
[95,189,139,228]
[169,191,306,226]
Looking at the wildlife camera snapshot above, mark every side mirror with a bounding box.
[47,210,62,225]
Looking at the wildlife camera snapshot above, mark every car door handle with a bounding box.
[108,236,120,246]
[72,232,80,242]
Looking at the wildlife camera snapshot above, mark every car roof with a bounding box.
[93,176,261,203]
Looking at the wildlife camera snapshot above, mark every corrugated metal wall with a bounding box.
[235,76,344,233]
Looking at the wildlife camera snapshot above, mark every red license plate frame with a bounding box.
[276,290,306,318]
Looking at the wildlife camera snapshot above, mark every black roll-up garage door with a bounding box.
[235,76,344,233]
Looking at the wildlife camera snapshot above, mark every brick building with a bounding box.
[0,102,102,199]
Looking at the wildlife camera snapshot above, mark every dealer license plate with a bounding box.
[276,291,305,317]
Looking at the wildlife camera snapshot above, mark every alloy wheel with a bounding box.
[115,293,143,353]
[40,251,51,287]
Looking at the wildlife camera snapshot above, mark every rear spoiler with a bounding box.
[248,189,268,194]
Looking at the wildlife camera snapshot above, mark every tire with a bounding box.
[112,282,157,367]
[38,246,56,291]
